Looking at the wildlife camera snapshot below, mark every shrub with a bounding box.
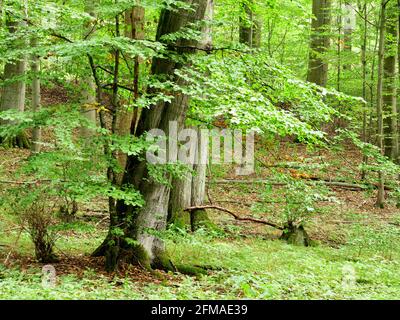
[20,201,60,263]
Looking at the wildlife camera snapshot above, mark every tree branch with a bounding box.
[184,205,284,230]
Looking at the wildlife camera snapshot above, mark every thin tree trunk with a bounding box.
[376,0,387,208]
[0,11,30,148]
[30,36,41,154]
[383,2,399,161]
[112,5,145,186]
[239,1,261,48]
[307,0,332,87]
[80,0,97,139]
[360,1,368,180]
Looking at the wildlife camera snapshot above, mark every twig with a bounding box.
[3,226,23,265]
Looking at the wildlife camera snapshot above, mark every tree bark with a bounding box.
[383,2,399,161]
[30,36,41,154]
[307,0,331,87]
[80,0,98,139]
[0,11,30,148]
[168,0,214,231]
[239,1,261,48]
[96,0,208,272]
[376,0,387,208]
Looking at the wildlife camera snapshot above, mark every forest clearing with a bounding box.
[0,0,400,302]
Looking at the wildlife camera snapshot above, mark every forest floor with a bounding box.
[0,138,400,299]
[0,86,399,299]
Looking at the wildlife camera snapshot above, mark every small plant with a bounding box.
[20,200,60,263]
[253,174,330,246]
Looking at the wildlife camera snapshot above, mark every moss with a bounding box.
[176,264,208,276]
[151,249,174,272]
[168,211,191,229]
[280,224,310,246]
[131,244,152,270]
[191,209,216,231]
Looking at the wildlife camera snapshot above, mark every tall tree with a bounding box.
[376,0,387,208]
[112,4,145,185]
[382,1,399,161]
[94,0,209,272]
[239,1,261,48]
[168,0,214,230]
[30,36,41,154]
[0,2,30,148]
[80,0,98,139]
[307,0,332,87]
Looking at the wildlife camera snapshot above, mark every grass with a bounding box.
[0,211,399,300]
[0,141,399,300]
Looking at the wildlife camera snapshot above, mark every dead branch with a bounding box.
[213,179,393,191]
[184,205,283,230]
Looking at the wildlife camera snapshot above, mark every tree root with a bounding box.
[280,223,310,246]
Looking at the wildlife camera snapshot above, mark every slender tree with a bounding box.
[0,2,30,148]
[307,0,332,87]
[382,1,399,161]
[239,1,261,48]
[80,0,98,139]
[30,36,41,154]
[376,0,387,208]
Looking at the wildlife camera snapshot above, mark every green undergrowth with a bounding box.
[0,212,399,299]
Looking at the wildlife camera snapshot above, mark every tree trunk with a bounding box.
[168,168,193,228]
[96,0,208,272]
[343,3,356,70]
[168,0,214,231]
[239,1,261,48]
[112,5,145,186]
[30,36,41,154]
[376,0,387,208]
[280,222,310,246]
[307,0,331,87]
[383,3,399,161]
[0,13,30,148]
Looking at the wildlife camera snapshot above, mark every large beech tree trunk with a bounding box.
[0,13,30,148]
[168,0,214,230]
[307,0,331,87]
[239,1,261,48]
[95,0,208,272]
[168,128,211,231]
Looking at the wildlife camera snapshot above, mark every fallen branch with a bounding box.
[184,205,283,230]
[213,179,392,191]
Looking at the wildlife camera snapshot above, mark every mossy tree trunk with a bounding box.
[168,0,214,231]
[280,222,310,246]
[94,0,208,272]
